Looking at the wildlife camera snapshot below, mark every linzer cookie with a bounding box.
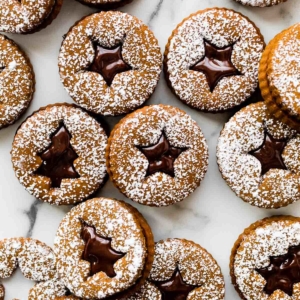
[217,102,300,209]
[59,11,162,116]
[54,197,154,299]
[0,34,34,129]
[106,105,208,207]
[137,239,225,300]
[0,0,62,34]
[77,0,134,9]
[260,24,300,131]
[11,103,107,205]
[0,238,67,300]
[231,216,300,299]
[164,8,265,112]
[234,0,287,6]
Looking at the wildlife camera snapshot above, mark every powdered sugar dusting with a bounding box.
[149,239,225,299]
[124,281,160,300]
[59,11,162,116]
[217,102,300,208]
[268,24,300,119]
[54,198,148,299]
[11,104,107,205]
[234,218,300,299]
[0,0,56,33]
[235,0,286,6]
[165,8,264,111]
[0,34,34,129]
[108,105,209,206]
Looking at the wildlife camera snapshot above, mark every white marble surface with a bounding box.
[1,0,300,298]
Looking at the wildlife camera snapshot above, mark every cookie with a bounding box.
[0,238,66,300]
[230,216,300,299]
[11,103,107,205]
[0,34,34,129]
[217,101,300,209]
[59,11,162,116]
[54,197,154,299]
[259,24,300,132]
[106,104,209,207]
[0,0,63,34]
[77,0,134,9]
[126,239,225,300]
[234,0,287,6]
[164,8,265,112]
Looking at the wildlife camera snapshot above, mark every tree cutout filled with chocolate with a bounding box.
[190,40,240,92]
[88,43,132,86]
[152,267,199,300]
[137,131,188,177]
[34,122,80,188]
[249,131,287,175]
[256,244,300,296]
[81,224,125,278]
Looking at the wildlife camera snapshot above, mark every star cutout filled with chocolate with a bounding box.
[137,131,188,177]
[249,131,287,176]
[88,43,132,86]
[81,224,125,278]
[256,244,300,296]
[190,40,240,92]
[34,122,80,188]
[152,267,199,300]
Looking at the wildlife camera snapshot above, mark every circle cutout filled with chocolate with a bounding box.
[11,103,108,205]
[77,0,134,9]
[59,11,162,116]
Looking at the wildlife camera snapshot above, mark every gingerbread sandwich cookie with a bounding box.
[217,102,300,209]
[260,23,300,131]
[234,0,287,6]
[126,239,225,300]
[11,103,107,205]
[77,0,134,9]
[164,8,265,112]
[0,0,62,34]
[59,11,162,116]
[231,216,300,299]
[0,238,68,300]
[54,197,154,299]
[106,104,208,207]
[0,34,34,129]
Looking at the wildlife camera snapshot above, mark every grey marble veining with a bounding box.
[0,0,300,298]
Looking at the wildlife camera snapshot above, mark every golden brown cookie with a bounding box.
[259,24,300,131]
[230,216,300,299]
[58,11,162,116]
[125,239,225,300]
[0,238,67,300]
[217,101,300,209]
[11,103,107,205]
[106,104,209,207]
[0,0,63,34]
[164,8,265,112]
[234,0,287,6]
[0,34,34,129]
[54,197,154,299]
[77,0,133,9]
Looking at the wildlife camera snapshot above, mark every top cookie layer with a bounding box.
[164,8,265,112]
[234,0,287,7]
[59,11,162,116]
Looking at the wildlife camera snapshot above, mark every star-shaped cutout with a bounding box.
[190,40,241,92]
[88,43,132,86]
[137,131,188,177]
[34,122,80,188]
[256,244,300,296]
[152,267,199,300]
[81,224,125,278]
[249,131,287,175]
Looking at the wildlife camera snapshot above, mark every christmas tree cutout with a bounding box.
[34,122,80,188]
